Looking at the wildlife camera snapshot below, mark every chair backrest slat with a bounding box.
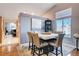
[32,33,40,47]
[56,34,65,47]
[27,32,33,42]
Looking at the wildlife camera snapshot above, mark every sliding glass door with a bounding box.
[56,19,62,32]
[56,18,71,38]
[63,18,71,38]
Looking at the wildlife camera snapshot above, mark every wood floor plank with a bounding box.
[1,44,79,56]
[68,49,79,56]
[0,44,19,56]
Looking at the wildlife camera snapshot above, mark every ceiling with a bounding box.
[0,3,55,21]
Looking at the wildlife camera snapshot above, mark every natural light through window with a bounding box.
[55,8,72,38]
[32,18,42,32]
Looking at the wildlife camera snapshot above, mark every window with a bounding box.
[55,8,72,38]
[56,19,62,32]
[56,8,72,18]
[32,18,42,32]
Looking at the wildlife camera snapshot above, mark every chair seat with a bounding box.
[73,33,79,39]
[49,41,57,47]
[39,42,48,48]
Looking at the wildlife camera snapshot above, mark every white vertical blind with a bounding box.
[55,8,72,38]
[32,18,42,32]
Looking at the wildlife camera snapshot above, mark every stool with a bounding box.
[73,33,79,51]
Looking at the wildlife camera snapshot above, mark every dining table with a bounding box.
[38,33,59,41]
[38,33,59,54]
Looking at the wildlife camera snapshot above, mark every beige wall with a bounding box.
[43,3,79,35]
[72,4,79,34]
[43,3,79,46]
[43,3,79,19]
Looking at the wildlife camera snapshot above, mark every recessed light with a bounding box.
[31,13,35,15]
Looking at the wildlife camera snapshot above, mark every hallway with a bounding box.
[2,34,19,45]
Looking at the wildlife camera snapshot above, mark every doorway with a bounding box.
[5,22,16,37]
[2,22,18,45]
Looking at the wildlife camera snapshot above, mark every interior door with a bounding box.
[16,20,19,37]
[0,16,4,43]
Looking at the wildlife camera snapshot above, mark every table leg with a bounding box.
[76,39,79,51]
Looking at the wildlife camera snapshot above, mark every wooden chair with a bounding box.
[54,31,63,34]
[73,33,79,51]
[49,33,65,56]
[32,33,48,56]
[27,32,33,50]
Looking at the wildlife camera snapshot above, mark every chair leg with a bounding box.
[46,48,49,56]
[60,46,63,56]
[38,49,40,56]
[28,42,30,50]
[56,47,58,56]
[31,44,34,55]
[76,39,79,51]
[46,53,48,56]
[32,45,35,56]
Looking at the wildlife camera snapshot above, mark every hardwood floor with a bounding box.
[0,44,79,56]
[0,44,19,56]
[68,48,79,56]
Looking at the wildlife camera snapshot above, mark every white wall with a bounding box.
[19,14,31,44]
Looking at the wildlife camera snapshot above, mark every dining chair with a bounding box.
[49,33,65,56]
[32,33,48,56]
[73,33,79,51]
[27,32,33,50]
[54,31,63,34]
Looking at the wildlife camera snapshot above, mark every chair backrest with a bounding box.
[27,32,33,42]
[32,33,40,48]
[55,34,65,47]
[54,31,63,34]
